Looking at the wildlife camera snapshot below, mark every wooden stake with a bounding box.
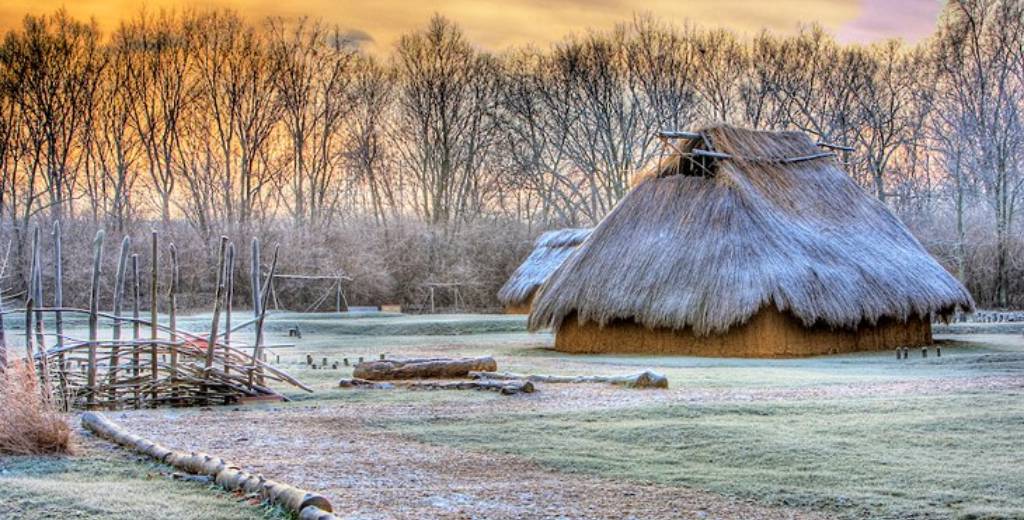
[52,221,65,388]
[206,237,229,369]
[0,273,6,374]
[24,297,34,370]
[109,237,131,399]
[250,245,278,386]
[224,243,235,374]
[131,254,141,408]
[150,230,159,402]
[87,230,105,408]
[250,238,261,321]
[168,243,179,401]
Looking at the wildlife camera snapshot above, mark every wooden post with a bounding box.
[52,221,65,387]
[0,274,6,374]
[87,230,105,409]
[250,238,261,321]
[223,243,235,374]
[205,236,229,369]
[168,243,179,401]
[24,298,34,371]
[335,279,341,313]
[250,245,278,387]
[150,230,159,402]
[30,226,45,355]
[131,254,141,408]
[109,237,131,400]
[430,286,435,314]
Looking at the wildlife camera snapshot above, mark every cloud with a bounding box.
[0,0,928,54]
[836,0,942,43]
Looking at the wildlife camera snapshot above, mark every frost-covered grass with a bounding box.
[7,310,1024,519]
[0,445,287,519]
[389,389,1024,519]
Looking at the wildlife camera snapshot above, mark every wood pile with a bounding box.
[82,412,338,519]
[1,228,310,410]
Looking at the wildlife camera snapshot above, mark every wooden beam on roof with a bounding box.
[816,141,855,152]
[780,151,836,163]
[691,149,733,160]
[658,130,703,140]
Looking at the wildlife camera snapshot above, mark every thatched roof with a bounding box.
[498,228,592,307]
[529,125,974,335]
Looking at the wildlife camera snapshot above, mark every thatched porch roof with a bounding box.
[529,125,974,335]
[498,228,592,307]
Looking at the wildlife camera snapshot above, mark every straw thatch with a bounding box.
[529,126,974,350]
[497,228,591,311]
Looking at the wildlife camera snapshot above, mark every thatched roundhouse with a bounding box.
[498,228,592,314]
[528,126,974,357]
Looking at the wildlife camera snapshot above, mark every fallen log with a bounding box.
[470,369,669,389]
[81,412,338,519]
[337,378,394,389]
[352,356,497,380]
[338,377,534,395]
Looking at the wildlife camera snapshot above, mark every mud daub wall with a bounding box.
[555,307,932,357]
[504,292,534,315]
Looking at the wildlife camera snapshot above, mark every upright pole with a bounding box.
[0,240,9,374]
[109,236,130,400]
[30,235,51,402]
[131,254,140,408]
[250,238,261,321]
[206,236,229,368]
[0,274,6,374]
[52,221,65,391]
[87,230,105,409]
[335,280,342,314]
[24,298,34,372]
[251,245,278,387]
[224,242,234,374]
[149,230,159,402]
[168,244,179,402]
[30,226,45,353]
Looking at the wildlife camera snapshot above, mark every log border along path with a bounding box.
[82,412,339,520]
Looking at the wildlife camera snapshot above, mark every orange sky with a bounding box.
[0,0,944,53]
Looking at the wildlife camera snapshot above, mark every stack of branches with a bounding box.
[0,226,311,410]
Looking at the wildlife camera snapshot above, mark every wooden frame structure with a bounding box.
[268,273,352,313]
[0,227,311,410]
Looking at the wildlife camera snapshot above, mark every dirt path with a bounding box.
[111,405,826,520]
[97,370,1019,520]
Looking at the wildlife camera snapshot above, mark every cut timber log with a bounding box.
[337,378,394,389]
[81,412,338,519]
[338,377,533,395]
[470,369,669,389]
[353,356,497,380]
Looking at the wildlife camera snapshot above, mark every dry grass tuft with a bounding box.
[0,363,75,456]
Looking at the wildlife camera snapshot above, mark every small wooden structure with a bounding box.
[0,227,310,410]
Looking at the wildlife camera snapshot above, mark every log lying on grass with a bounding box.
[352,356,497,380]
[81,412,338,519]
[470,369,669,389]
[338,377,534,395]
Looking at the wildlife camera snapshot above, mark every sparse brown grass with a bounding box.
[0,363,75,456]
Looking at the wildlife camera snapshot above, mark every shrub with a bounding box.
[0,363,75,456]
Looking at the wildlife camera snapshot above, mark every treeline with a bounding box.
[1,0,1023,311]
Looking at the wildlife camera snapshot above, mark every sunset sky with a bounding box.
[0,0,944,53]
